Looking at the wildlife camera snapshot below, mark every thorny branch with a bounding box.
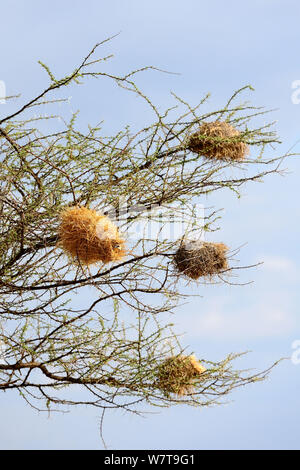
[0,39,288,415]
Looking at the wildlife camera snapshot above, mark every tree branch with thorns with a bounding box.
[0,38,288,419]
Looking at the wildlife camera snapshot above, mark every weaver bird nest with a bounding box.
[156,355,206,396]
[174,240,229,280]
[187,121,249,161]
[58,206,126,265]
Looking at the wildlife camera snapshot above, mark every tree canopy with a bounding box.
[0,39,286,421]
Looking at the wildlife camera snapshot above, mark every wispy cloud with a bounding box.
[260,255,298,274]
[176,293,297,340]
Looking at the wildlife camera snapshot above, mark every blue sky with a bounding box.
[0,0,300,450]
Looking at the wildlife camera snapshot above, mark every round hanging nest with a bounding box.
[58,206,126,265]
[187,121,248,161]
[156,355,206,396]
[174,240,228,280]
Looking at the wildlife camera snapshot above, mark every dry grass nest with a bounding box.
[156,355,206,396]
[187,120,249,161]
[174,240,229,280]
[58,206,126,265]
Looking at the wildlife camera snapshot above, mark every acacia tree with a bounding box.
[0,39,286,425]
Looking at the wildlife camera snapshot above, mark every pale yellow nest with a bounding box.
[58,206,126,265]
[156,355,206,396]
[187,121,249,161]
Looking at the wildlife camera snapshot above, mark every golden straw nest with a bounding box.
[174,240,228,280]
[187,121,249,161]
[157,355,206,396]
[58,206,126,265]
